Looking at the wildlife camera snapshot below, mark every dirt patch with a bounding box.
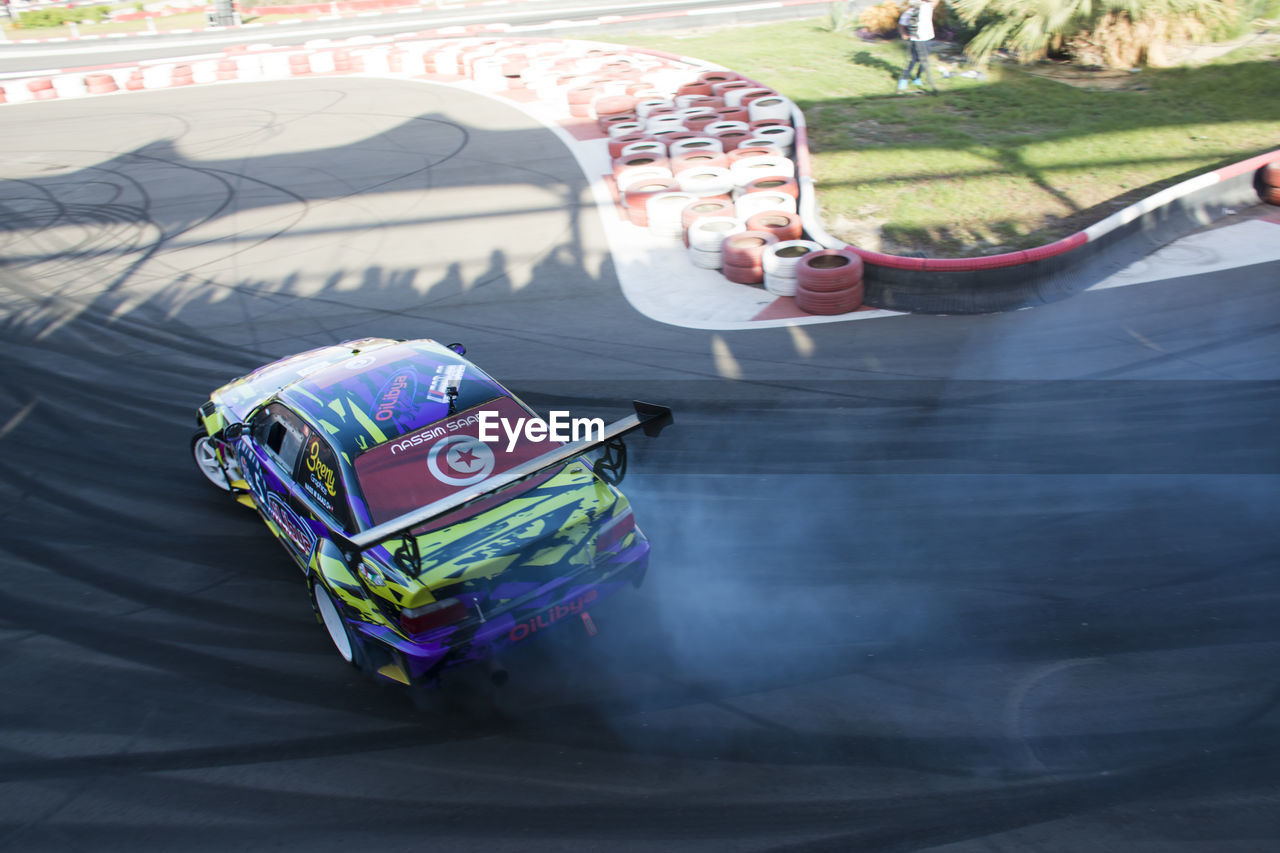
[1020,63,1150,91]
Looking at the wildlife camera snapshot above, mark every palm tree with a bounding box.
[950,0,1238,65]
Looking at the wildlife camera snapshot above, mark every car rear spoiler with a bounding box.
[331,400,672,566]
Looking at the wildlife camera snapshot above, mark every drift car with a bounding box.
[191,338,671,688]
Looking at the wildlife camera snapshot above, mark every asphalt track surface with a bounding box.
[1,79,1278,851]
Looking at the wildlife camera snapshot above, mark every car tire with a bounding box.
[312,580,359,666]
[190,431,240,491]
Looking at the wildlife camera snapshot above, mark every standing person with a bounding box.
[897,0,939,94]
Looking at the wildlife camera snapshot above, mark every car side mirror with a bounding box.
[223,423,245,440]
[446,342,466,355]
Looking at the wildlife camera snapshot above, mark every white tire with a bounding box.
[678,106,717,123]
[748,95,793,123]
[647,192,698,238]
[704,120,750,136]
[725,87,772,108]
[617,165,674,193]
[688,246,723,269]
[763,271,799,297]
[607,121,645,138]
[688,216,745,252]
[676,167,735,197]
[735,191,797,220]
[644,114,686,133]
[635,98,675,118]
[668,137,725,157]
[746,125,795,151]
[764,240,824,276]
[731,155,796,185]
[620,140,667,158]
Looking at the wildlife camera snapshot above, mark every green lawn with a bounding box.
[616,20,1280,257]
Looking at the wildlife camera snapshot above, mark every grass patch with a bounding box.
[616,20,1280,257]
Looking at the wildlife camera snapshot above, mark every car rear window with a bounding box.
[353,396,560,527]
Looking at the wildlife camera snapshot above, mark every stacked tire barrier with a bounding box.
[572,62,829,303]
[794,249,864,314]
[720,231,778,284]
[762,240,823,296]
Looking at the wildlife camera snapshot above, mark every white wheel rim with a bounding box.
[314,585,354,663]
[193,437,231,491]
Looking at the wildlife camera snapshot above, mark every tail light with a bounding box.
[400,598,467,636]
[596,507,636,553]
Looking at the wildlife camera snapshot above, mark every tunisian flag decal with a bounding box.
[355,396,558,528]
[426,435,496,486]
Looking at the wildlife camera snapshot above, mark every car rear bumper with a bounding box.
[350,535,649,686]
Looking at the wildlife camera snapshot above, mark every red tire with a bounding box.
[743,177,799,198]
[796,250,865,293]
[714,107,750,124]
[567,84,600,116]
[727,145,784,163]
[608,133,652,159]
[625,179,679,226]
[672,152,729,173]
[746,212,803,242]
[595,94,637,117]
[1263,161,1280,188]
[680,198,735,245]
[84,73,117,94]
[712,80,752,98]
[794,280,865,315]
[722,261,765,285]
[698,71,742,86]
[721,231,778,268]
[676,82,713,97]
[613,153,670,177]
[714,130,751,152]
[598,113,639,134]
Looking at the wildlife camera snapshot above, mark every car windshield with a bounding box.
[353,395,559,528]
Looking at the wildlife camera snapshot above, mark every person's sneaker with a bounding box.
[896,79,908,93]
[912,78,925,87]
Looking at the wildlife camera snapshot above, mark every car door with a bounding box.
[243,403,321,573]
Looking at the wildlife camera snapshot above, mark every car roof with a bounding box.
[276,339,508,463]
